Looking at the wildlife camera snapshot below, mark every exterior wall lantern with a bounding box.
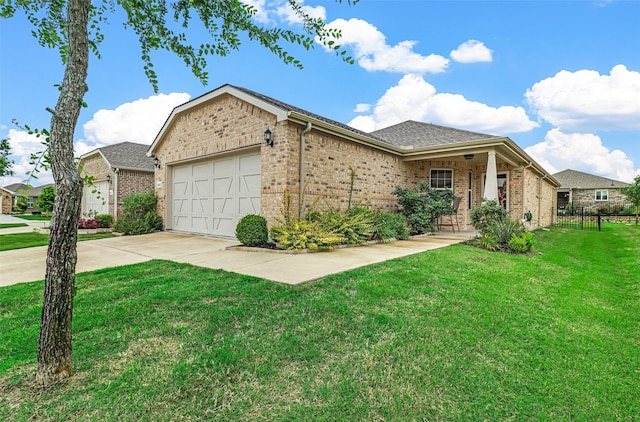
[153,156,160,168]
[106,174,111,184]
[264,128,273,147]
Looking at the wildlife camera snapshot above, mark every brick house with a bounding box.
[148,84,559,238]
[78,142,155,218]
[553,169,631,208]
[0,183,54,214]
[1,187,13,214]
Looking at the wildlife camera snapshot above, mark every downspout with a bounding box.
[538,173,549,228]
[521,162,533,222]
[113,168,119,220]
[299,122,312,218]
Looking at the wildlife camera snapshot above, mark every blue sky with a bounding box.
[1,0,639,187]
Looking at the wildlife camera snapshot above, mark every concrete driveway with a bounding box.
[0,231,470,288]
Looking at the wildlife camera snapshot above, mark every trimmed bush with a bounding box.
[78,218,100,229]
[470,200,507,235]
[236,214,268,247]
[393,183,455,234]
[95,214,113,228]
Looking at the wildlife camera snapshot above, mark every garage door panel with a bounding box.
[82,182,109,216]
[171,151,260,238]
[238,196,260,215]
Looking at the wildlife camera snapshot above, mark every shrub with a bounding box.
[374,212,409,242]
[393,183,455,234]
[95,214,113,228]
[236,214,268,247]
[488,218,525,247]
[270,218,345,250]
[471,200,507,235]
[113,191,163,235]
[508,231,535,253]
[316,206,376,245]
[14,197,28,213]
[78,218,100,229]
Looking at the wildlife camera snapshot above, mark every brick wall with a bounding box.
[115,170,154,217]
[571,188,627,204]
[1,190,11,214]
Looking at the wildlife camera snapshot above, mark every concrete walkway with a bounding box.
[0,213,49,234]
[0,230,473,288]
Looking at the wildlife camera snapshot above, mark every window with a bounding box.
[482,172,509,209]
[27,197,34,208]
[430,169,453,190]
[595,190,609,201]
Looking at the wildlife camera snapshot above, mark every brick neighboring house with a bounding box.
[78,142,155,218]
[1,182,55,214]
[553,169,631,208]
[148,84,559,238]
[1,187,13,214]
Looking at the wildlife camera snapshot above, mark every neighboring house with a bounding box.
[0,183,54,214]
[148,84,559,238]
[78,142,155,218]
[1,187,13,214]
[553,169,631,208]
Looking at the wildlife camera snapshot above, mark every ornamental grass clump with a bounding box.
[471,200,534,253]
[235,214,268,247]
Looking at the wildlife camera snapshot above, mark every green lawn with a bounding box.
[0,232,113,251]
[1,224,638,420]
[14,214,51,221]
[0,223,28,229]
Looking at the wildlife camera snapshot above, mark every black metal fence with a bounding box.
[554,201,639,231]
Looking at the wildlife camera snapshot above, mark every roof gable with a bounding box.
[81,142,154,171]
[553,169,630,189]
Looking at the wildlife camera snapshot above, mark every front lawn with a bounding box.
[0,232,113,251]
[14,214,51,221]
[1,224,638,420]
[0,223,28,229]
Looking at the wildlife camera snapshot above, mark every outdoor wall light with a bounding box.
[464,154,474,160]
[264,128,273,147]
[106,174,111,184]
[153,156,160,168]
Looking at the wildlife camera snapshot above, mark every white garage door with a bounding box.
[171,151,261,238]
[82,181,109,217]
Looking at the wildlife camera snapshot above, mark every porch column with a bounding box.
[484,150,499,202]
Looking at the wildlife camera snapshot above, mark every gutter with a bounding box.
[521,161,533,221]
[299,122,312,217]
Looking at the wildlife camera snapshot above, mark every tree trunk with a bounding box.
[36,0,90,387]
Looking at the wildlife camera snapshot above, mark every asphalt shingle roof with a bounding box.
[553,169,630,189]
[96,142,154,171]
[230,85,391,145]
[231,87,505,149]
[370,120,501,148]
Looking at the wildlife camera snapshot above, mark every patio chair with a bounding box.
[439,196,461,232]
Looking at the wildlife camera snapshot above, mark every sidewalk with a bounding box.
[0,231,473,288]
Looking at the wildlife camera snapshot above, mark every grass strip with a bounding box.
[0,232,113,251]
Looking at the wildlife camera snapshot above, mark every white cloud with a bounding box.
[242,0,271,24]
[1,93,190,188]
[82,92,190,146]
[450,40,493,63]
[525,128,639,183]
[525,65,640,132]
[354,103,370,113]
[322,18,449,74]
[0,129,54,186]
[348,74,538,134]
[275,0,326,24]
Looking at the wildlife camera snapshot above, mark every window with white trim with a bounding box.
[27,197,34,208]
[595,190,609,201]
[430,169,453,190]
